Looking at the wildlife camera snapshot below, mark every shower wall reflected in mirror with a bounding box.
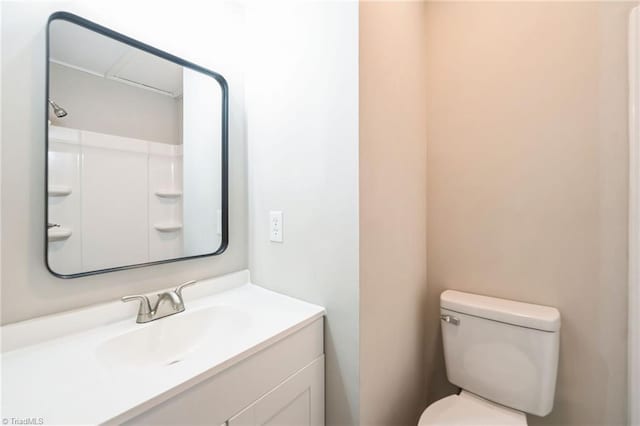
[46,13,228,278]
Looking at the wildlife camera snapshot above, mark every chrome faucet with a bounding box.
[122,280,196,323]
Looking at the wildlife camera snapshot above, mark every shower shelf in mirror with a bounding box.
[154,190,183,198]
[154,223,183,232]
[48,185,72,196]
[48,227,72,242]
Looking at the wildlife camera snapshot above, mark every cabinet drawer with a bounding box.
[228,355,324,426]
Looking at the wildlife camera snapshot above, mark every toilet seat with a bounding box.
[418,391,527,426]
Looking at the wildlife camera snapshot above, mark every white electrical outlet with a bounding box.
[270,211,283,242]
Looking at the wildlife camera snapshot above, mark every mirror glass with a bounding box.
[46,14,228,278]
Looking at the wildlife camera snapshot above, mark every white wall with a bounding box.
[183,67,222,256]
[0,0,247,324]
[245,2,360,425]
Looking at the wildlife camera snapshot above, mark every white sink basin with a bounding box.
[97,306,251,368]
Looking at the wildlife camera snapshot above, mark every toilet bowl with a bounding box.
[418,290,561,426]
[418,391,526,426]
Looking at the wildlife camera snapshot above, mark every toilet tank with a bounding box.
[440,290,561,417]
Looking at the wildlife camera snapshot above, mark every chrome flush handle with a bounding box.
[440,314,460,326]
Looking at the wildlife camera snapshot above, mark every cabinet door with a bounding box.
[228,356,324,426]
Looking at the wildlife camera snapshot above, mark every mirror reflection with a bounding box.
[47,16,227,277]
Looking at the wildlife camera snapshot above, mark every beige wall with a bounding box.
[425,2,632,425]
[360,2,428,425]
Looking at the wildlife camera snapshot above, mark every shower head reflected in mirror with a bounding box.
[48,99,67,118]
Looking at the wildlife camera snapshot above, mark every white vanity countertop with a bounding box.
[0,271,325,425]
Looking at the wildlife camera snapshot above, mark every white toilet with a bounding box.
[419,290,561,425]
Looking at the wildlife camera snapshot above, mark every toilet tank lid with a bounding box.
[441,290,561,332]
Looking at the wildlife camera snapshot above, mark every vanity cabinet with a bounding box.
[123,318,324,426]
[1,276,325,426]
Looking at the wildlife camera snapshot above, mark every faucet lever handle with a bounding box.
[122,295,152,314]
[175,280,197,298]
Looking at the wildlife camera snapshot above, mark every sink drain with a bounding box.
[167,359,182,366]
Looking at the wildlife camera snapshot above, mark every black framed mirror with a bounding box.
[45,12,228,278]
